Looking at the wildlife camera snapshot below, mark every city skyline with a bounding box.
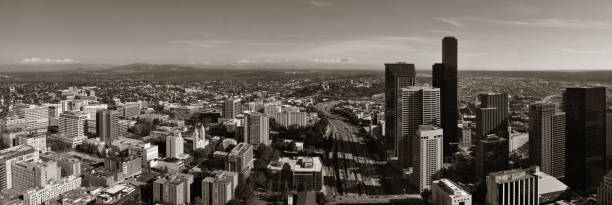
[2,0,612,70]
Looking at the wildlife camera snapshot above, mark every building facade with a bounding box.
[529,103,566,179]
[59,111,88,139]
[432,178,472,205]
[413,125,443,193]
[476,93,509,140]
[476,134,509,177]
[244,112,270,146]
[202,171,239,205]
[398,86,440,168]
[384,63,416,159]
[153,173,194,205]
[166,134,184,159]
[564,87,607,193]
[432,37,459,155]
[96,109,121,147]
[485,168,538,205]
[225,143,254,178]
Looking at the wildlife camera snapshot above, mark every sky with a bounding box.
[2,0,612,70]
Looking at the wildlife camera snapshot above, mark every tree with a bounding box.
[235,179,254,203]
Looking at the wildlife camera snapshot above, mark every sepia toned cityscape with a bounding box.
[1,1,612,205]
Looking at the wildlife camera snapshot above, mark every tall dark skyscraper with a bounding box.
[529,103,566,179]
[476,93,509,140]
[433,37,458,155]
[96,109,120,148]
[565,87,607,193]
[607,109,612,168]
[384,63,416,158]
[476,134,508,177]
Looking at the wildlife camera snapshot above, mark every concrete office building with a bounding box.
[153,173,194,205]
[119,103,140,119]
[0,145,39,190]
[202,171,239,205]
[96,109,121,147]
[23,175,82,205]
[270,111,307,128]
[267,157,324,192]
[82,104,108,120]
[59,111,88,139]
[17,134,47,152]
[244,112,270,146]
[486,168,538,205]
[11,159,61,193]
[166,133,184,159]
[529,103,566,179]
[413,125,443,193]
[476,134,509,177]
[398,86,440,168]
[223,99,241,119]
[476,93,509,140]
[432,178,472,205]
[598,170,612,205]
[225,143,254,178]
[41,153,82,177]
[15,104,50,131]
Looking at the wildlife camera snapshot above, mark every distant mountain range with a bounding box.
[1,63,611,82]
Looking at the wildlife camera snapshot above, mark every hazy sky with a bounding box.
[2,0,612,70]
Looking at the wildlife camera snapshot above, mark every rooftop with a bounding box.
[268,157,323,172]
[488,168,534,184]
[434,179,470,197]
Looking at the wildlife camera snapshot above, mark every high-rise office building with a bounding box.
[153,173,194,205]
[413,125,443,193]
[96,109,120,147]
[485,168,538,205]
[244,112,270,146]
[225,143,254,178]
[267,157,324,192]
[15,104,50,131]
[223,99,241,119]
[529,103,566,179]
[119,102,140,119]
[384,63,416,158]
[202,171,239,205]
[11,159,61,193]
[59,111,88,139]
[264,104,282,116]
[598,170,612,205]
[17,134,47,152]
[0,145,38,190]
[432,178,472,205]
[23,175,82,205]
[476,134,509,177]
[458,122,473,151]
[82,104,108,120]
[607,109,612,168]
[270,112,307,128]
[442,36,458,67]
[564,87,607,193]
[432,37,459,156]
[398,87,440,168]
[476,93,509,140]
[166,133,184,159]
